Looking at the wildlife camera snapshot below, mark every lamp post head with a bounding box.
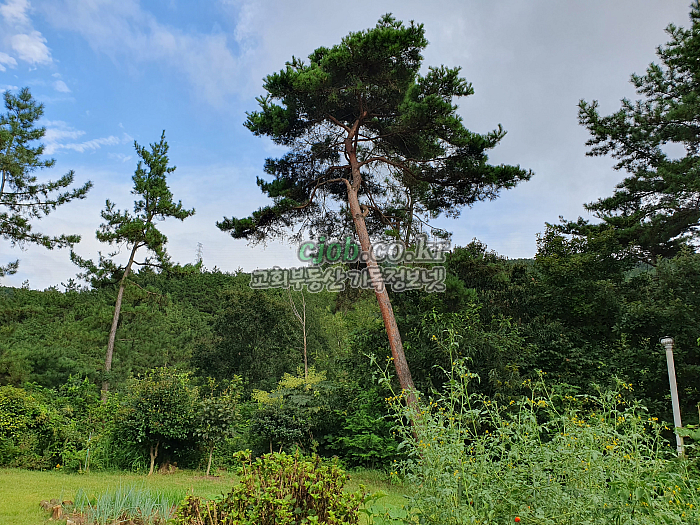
[660,336,674,351]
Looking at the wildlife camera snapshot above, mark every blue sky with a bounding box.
[0,0,692,289]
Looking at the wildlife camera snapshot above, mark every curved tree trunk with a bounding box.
[345,131,417,406]
[101,243,140,401]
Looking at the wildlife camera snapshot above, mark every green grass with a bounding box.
[0,468,408,525]
[0,468,238,525]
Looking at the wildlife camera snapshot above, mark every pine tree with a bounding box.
[0,88,92,277]
[71,132,194,398]
[574,2,700,264]
[218,15,532,403]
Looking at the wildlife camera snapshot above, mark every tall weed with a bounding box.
[376,330,700,525]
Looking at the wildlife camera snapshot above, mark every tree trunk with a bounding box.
[206,444,214,476]
[288,289,308,380]
[101,243,139,401]
[148,441,159,476]
[302,297,308,380]
[342,126,417,408]
[346,184,417,406]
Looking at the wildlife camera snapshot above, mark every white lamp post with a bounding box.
[660,336,685,457]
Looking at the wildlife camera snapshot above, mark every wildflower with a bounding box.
[515,518,521,523]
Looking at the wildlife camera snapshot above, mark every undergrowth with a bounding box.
[373,329,700,525]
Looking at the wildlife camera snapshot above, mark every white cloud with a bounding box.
[40,0,252,105]
[10,30,51,64]
[43,124,85,147]
[109,152,133,163]
[1,0,52,66]
[60,136,120,153]
[0,0,29,25]
[42,121,124,154]
[52,79,70,92]
[0,51,17,71]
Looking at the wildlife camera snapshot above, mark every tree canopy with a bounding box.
[218,14,531,244]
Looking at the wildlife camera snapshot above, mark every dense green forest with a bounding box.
[1,240,698,471]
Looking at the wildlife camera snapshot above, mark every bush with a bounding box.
[381,329,700,525]
[176,450,369,525]
[328,387,400,469]
[120,368,199,475]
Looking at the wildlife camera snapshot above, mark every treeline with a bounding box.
[1,237,698,472]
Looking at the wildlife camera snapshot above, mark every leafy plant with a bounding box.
[328,387,400,469]
[250,368,331,454]
[176,450,369,525]
[195,377,242,476]
[121,367,198,475]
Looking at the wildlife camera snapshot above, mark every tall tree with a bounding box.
[194,287,302,391]
[218,15,531,402]
[71,132,194,398]
[0,88,92,277]
[574,3,700,264]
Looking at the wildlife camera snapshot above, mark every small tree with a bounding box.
[122,367,198,476]
[195,378,241,476]
[218,15,531,406]
[71,132,194,398]
[0,88,92,277]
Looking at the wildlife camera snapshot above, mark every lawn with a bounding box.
[0,468,407,524]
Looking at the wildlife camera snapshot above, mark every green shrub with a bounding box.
[380,329,700,525]
[121,368,199,475]
[248,404,310,454]
[328,387,400,469]
[176,450,369,525]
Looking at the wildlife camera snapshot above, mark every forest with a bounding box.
[1,5,700,525]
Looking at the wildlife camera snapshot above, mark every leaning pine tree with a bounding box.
[218,15,532,405]
[72,132,194,398]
